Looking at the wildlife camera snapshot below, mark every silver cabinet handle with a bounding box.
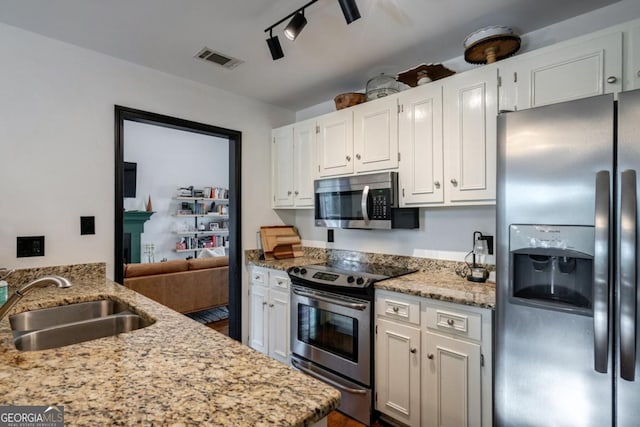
[356,153,361,160]
[447,319,455,326]
[346,155,351,161]
[434,180,441,188]
[620,169,637,380]
[594,171,610,373]
[607,76,618,84]
[291,359,369,395]
[361,185,370,223]
[450,178,458,186]
[392,306,399,313]
[410,348,417,354]
[427,354,434,360]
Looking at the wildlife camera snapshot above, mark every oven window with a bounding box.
[298,303,358,362]
[316,191,365,220]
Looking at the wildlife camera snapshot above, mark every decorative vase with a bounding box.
[146,196,153,212]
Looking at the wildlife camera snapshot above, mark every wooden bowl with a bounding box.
[334,92,366,110]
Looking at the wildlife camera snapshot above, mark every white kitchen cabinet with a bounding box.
[627,24,640,91]
[317,109,354,177]
[423,331,481,427]
[375,290,493,427]
[443,65,498,205]
[353,95,399,173]
[375,295,422,427]
[499,31,623,112]
[398,83,444,205]
[248,266,290,364]
[271,120,315,208]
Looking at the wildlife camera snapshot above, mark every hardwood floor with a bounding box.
[327,411,386,427]
[205,319,229,335]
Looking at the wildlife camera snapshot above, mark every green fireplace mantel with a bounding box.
[123,210,155,263]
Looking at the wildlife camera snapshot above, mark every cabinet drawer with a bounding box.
[269,271,291,290]
[376,293,420,325]
[250,267,267,285]
[425,306,481,341]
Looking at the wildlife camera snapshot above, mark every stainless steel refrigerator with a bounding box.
[496,89,640,426]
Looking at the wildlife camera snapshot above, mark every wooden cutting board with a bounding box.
[260,226,303,260]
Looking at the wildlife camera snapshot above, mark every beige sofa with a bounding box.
[123,257,228,314]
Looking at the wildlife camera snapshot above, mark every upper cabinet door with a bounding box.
[293,119,316,208]
[353,96,399,173]
[443,66,498,205]
[317,109,354,177]
[627,24,640,91]
[398,84,444,206]
[271,125,294,208]
[500,32,623,111]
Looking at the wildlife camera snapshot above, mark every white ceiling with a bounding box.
[0,0,623,111]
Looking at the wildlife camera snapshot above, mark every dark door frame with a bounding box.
[114,105,242,341]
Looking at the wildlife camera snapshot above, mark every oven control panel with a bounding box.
[289,266,373,288]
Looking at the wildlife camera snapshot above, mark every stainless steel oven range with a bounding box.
[288,260,415,426]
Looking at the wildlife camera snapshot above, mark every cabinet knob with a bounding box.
[392,306,399,313]
[607,76,618,84]
[434,180,441,188]
[637,70,640,77]
[450,178,458,186]
[287,191,292,195]
[410,348,417,354]
[254,276,260,280]
[346,155,351,162]
[447,319,455,326]
[427,353,434,360]
[262,301,267,306]
[356,153,361,160]
[294,191,299,195]
[269,303,274,308]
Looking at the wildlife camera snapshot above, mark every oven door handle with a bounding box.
[292,289,368,311]
[291,358,369,395]
[361,185,370,223]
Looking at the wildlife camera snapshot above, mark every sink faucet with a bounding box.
[0,276,72,321]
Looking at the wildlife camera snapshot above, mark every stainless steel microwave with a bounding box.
[314,171,419,229]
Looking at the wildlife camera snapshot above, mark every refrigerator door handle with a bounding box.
[620,169,637,381]
[594,170,610,373]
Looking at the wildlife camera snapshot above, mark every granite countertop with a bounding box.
[246,252,495,309]
[0,269,340,426]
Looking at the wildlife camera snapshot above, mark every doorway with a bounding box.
[114,105,242,341]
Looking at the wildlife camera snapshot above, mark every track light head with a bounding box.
[266,30,284,60]
[338,0,361,24]
[284,11,307,41]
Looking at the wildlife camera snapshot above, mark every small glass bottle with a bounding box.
[0,280,8,306]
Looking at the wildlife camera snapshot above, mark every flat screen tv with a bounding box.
[124,162,137,198]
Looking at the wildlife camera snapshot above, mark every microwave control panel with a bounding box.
[371,189,391,219]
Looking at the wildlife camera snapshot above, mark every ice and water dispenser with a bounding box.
[509,225,594,313]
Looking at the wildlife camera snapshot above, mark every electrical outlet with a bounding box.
[327,229,334,243]
[80,216,95,235]
[17,236,45,258]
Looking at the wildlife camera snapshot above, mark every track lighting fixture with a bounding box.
[338,0,361,24]
[284,11,307,41]
[264,0,361,60]
[266,29,284,60]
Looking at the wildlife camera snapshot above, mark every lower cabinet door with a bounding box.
[375,318,421,427]
[422,331,481,427]
[268,288,290,363]
[249,284,268,354]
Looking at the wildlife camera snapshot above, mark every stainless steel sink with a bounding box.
[10,299,135,331]
[8,299,153,351]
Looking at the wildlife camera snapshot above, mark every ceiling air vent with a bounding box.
[194,47,243,70]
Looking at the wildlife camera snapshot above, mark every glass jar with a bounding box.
[366,74,400,101]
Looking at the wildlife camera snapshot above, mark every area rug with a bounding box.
[186,306,229,324]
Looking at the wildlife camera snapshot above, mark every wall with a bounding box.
[0,23,294,342]
[123,120,229,262]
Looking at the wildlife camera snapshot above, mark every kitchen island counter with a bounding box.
[0,266,340,426]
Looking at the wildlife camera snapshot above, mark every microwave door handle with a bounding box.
[620,169,637,381]
[594,170,610,373]
[361,185,370,223]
